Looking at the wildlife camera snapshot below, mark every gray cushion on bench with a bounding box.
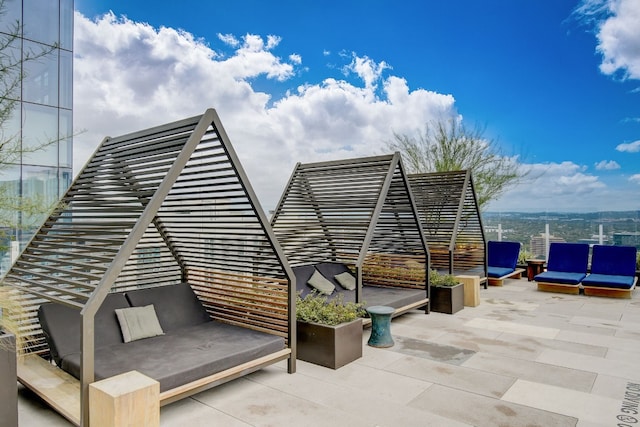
[125,283,211,332]
[61,320,285,392]
[38,293,130,366]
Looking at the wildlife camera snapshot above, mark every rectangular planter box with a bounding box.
[430,283,464,314]
[296,318,362,369]
[0,332,18,427]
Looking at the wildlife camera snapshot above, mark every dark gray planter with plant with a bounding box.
[296,293,366,369]
[429,270,464,315]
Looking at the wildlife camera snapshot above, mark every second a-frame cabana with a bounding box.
[271,153,430,316]
[409,170,487,286]
[1,109,295,426]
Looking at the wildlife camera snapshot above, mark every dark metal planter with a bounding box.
[296,319,363,369]
[429,283,464,314]
[0,332,18,427]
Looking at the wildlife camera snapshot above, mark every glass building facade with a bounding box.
[0,0,73,273]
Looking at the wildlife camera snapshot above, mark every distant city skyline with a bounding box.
[72,0,639,212]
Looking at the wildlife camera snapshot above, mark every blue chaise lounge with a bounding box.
[582,245,638,298]
[487,241,524,286]
[534,242,589,294]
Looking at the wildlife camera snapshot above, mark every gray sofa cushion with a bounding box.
[125,283,211,332]
[38,293,131,365]
[61,320,285,392]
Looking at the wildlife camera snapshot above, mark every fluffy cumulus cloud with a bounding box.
[630,174,640,183]
[73,12,457,210]
[595,159,621,169]
[616,140,640,152]
[577,0,640,80]
[486,161,622,212]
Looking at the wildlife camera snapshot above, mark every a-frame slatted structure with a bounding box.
[1,109,295,425]
[271,153,430,308]
[409,170,487,285]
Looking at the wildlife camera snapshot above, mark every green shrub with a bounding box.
[428,269,459,287]
[296,292,366,326]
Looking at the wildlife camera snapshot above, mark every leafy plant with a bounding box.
[296,292,366,326]
[428,269,459,287]
[517,249,535,265]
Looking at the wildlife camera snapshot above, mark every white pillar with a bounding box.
[545,224,550,260]
[497,224,503,241]
[599,224,603,245]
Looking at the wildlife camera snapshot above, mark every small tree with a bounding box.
[389,118,526,210]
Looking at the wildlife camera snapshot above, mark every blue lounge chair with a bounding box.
[487,241,524,286]
[534,242,589,294]
[582,245,638,298]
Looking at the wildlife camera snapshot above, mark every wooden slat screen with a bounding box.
[409,170,486,276]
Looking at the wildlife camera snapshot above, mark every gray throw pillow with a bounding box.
[115,304,164,343]
[335,271,356,290]
[307,270,335,295]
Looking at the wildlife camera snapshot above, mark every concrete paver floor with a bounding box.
[18,278,640,426]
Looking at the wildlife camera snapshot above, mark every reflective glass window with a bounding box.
[2,38,22,101]
[60,0,73,50]
[1,105,21,165]
[23,0,58,46]
[23,40,58,106]
[22,103,58,167]
[58,108,72,167]
[0,0,21,35]
[59,49,72,108]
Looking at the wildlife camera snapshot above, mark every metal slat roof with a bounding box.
[271,153,428,268]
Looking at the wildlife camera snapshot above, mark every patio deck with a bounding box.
[18,277,640,427]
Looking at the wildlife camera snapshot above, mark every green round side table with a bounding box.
[366,305,395,348]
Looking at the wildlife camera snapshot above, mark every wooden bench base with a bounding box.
[488,268,525,286]
[536,282,580,295]
[18,349,292,426]
[583,286,632,299]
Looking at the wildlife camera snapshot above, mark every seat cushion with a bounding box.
[38,293,131,365]
[590,245,637,277]
[534,271,586,285]
[581,273,635,289]
[125,283,211,333]
[487,266,515,278]
[60,321,285,392]
[546,243,589,274]
[487,241,520,270]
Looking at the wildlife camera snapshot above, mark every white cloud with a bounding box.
[630,174,640,183]
[486,161,625,212]
[578,0,640,80]
[616,140,640,152]
[595,159,621,169]
[73,12,457,211]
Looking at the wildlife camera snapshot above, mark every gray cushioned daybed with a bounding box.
[294,262,427,311]
[38,283,285,393]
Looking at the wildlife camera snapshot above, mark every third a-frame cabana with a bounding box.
[271,153,430,315]
[409,170,487,287]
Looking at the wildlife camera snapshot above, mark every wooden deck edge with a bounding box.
[159,348,292,405]
[362,298,429,328]
[17,348,293,424]
[536,282,580,295]
[17,354,81,426]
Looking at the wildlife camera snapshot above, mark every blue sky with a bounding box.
[72,0,640,212]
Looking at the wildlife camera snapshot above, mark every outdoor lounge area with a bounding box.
[2,109,296,426]
[18,274,640,427]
